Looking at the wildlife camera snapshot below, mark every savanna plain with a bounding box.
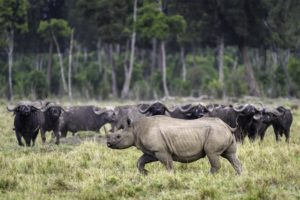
[0,99,299,200]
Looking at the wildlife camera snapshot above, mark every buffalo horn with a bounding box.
[138,102,156,113]
[233,104,249,112]
[7,104,16,112]
[93,107,106,115]
[178,104,194,113]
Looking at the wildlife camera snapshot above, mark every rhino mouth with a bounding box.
[106,141,119,149]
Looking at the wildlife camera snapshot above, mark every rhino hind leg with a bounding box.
[222,153,242,175]
[137,154,158,175]
[207,154,221,174]
[155,152,173,171]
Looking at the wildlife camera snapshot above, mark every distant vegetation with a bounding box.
[1,0,300,101]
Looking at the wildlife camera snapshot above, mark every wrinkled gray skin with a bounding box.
[59,106,116,137]
[112,105,145,130]
[107,116,242,175]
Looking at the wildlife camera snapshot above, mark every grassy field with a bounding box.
[0,100,299,200]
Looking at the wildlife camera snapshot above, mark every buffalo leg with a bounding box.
[54,130,60,145]
[60,130,67,138]
[284,130,290,143]
[40,129,46,144]
[32,131,39,146]
[136,154,158,175]
[155,152,173,171]
[16,131,24,146]
[222,153,242,175]
[207,154,221,174]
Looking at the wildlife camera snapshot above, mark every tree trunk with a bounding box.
[68,29,74,100]
[121,0,137,99]
[216,35,225,98]
[52,33,68,93]
[161,41,169,97]
[281,49,291,96]
[242,45,260,96]
[180,46,186,82]
[47,40,53,95]
[108,44,118,98]
[151,38,157,73]
[97,38,102,74]
[6,30,14,102]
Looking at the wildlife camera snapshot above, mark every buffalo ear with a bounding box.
[253,114,262,120]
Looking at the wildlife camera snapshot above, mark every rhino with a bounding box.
[106,116,242,175]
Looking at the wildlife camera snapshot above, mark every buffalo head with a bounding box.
[138,101,167,116]
[7,101,43,116]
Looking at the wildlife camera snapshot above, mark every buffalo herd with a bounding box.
[7,100,293,147]
[6,100,293,174]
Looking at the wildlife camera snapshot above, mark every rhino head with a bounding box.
[106,128,135,149]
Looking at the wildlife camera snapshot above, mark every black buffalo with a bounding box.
[252,107,293,143]
[138,102,168,116]
[7,101,43,146]
[59,106,116,137]
[39,102,64,144]
[204,104,263,142]
[166,104,208,119]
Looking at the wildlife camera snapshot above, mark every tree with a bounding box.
[121,0,137,99]
[0,0,28,101]
[38,19,71,94]
[136,0,186,97]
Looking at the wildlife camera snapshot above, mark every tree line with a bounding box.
[0,0,300,101]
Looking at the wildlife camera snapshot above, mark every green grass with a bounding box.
[0,102,300,200]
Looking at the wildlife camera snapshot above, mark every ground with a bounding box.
[0,99,299,200]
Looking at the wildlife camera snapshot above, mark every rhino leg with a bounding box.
[155,152,173,171]
[137,154,158,175]
[223,153,242,175]
[207,154,221,174]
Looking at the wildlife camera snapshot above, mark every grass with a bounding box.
[0,101,299,200]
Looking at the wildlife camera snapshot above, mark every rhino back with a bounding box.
[133,116,233,162]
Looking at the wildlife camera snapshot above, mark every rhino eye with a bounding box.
[116,135,121,139]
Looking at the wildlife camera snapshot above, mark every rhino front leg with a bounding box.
[137,154,158,175]
[207,154,221,174]
[155,152,173,172]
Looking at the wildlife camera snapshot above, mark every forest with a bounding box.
[1,0,300,101]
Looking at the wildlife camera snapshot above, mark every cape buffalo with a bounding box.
[272,106,293,143]
[204,104,263,142]
[39,102,64,144]
[138,101,168,116]
[7,101,43,146]
[252,107,292,142]
[106,116,242,175]
[59,106,116,137]
[166,104,208,119]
